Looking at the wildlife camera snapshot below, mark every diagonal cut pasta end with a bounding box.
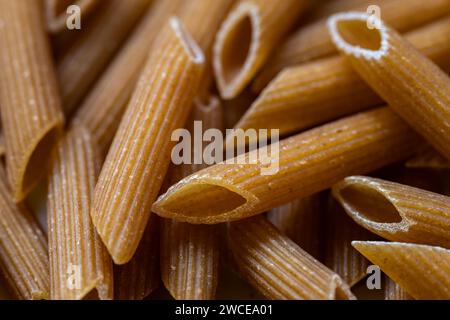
[327,11,390,61]
[213,3,259,99]
[152,175,258,224]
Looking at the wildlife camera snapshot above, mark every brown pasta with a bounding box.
[268,194,325,259]
[0,0,64,202]
[228,215,355,300]
[324,198,377,287]
[353,241,450,299]
[384,276,412,300]
[72,0,183,156]
[0,167,49,300]
[57,0,151,115]
[160,96,223,300]
[152,107,419,224]
[213,0,308,98]
[328,12,450,161]
[45,0,99,34]
[332,176,450,249]
[47,126,113,300]
[114,214,160,300]
[235,16,450,137]
[253,0,450,91]
[92,18,205,264]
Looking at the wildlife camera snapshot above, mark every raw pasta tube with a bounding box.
[0,167,49,300]
[57,0,151,115]
[332,176,450,249]
[324,198,377,287]
[161,96,222,300]
[384,276,412,300]
[228,216,355,300]
[72,0,183,156]
[236,16,450,138]
[328,12,450,161]
[253,0,450,91]
[311,0,384,20]
[45,0,99,34]
[0,0,64,202]
[353,241,450,300]
[114,214,160,300]
[47,126,113,300]
[152,107,420,224]
[92,18,205,264]
[213,0,308,99]
[268,194,325,259]
[0,134,5,158]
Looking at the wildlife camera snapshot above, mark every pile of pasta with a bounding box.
[0,0,449,300]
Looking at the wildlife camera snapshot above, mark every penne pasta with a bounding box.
[161,218,219,300]
[45,0,99,34]
[92,18,205,264]
[0,167,49,300]
[332,176,450,248]
[72,0,183,156]
[328,12,450,161]
[57,0,151,115]
[268,194,325,259]
[228,215,355,300]
[253,0,450,91]
[311,0,384,20]
[235,16,450,137]
[152,107,420,224]
[353,241,450,299]
[47,126,113,300]
[0,0,64,202]
[213,0,308,99]
[384,276,412,300]
[114,215,160,300]
[324,198,377,287]
[161,96,222,300]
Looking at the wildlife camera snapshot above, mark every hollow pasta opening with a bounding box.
[170,17,204,64]
[158,183,248,219]
[218,15,253,86]
[335,19,382,51]
[20,126,60,200]
[338,183,402,223]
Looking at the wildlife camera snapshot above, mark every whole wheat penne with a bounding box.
[0,167,49,300]
[353,241,450,299]
[236,16,450,137]
[92,18,205,264]
[161,219,219,300]
[406,146,450,170]
[161,96,222,300]
[57,0,151,115]
[213,0,308,99]
[332,176,450,248]
[0,0,64,202]
[114,214,160,300]
[324,198,377,287]
[152,107,419,224]
[268,194,325,259]
[228,216,355,300]
[45,0,99,34]
[329,12,450,161]
[253,0,450,91]
[385,276,412,300]
[47,126,113,300]
[72,0,183,156]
